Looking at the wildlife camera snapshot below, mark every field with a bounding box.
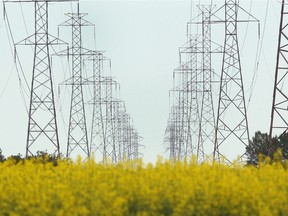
[1,156,288,216]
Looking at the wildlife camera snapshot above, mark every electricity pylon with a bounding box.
[197,5,216,162]
[88,53,106,156]
[214,0,258,163]
[165,35,202,162]
[58,4,94,158]
[269,0,288,152]
[4,0,77,157]
[101,77,119,163]
[166,4,220,163]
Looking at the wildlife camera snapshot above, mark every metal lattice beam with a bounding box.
[269,0,288,151]
[214,0,251,163]
[4,0,77,157]
[198,5,216,162]
[59,5,94,159]
[165,35,202,162]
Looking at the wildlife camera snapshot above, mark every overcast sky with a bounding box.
[0,0,282,163]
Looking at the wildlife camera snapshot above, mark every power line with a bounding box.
[247,0,270,108]
[0,63,14,98]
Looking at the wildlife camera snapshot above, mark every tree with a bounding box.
[246,131,288,165]
[0,149,5,162]
[0,151,67,165]
[26,151,67,166]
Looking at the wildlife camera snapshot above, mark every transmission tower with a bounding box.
[101,77,120,163]
[269,0,288,151]
[184,36,202,161]
[197,5,216,162]
[166,4,221,163]
[66,13,143,163]
[165,35,202,162]
[114,100,125,161]
[4,0,77,157]
[165,110,177,160]
[214,0,258,163]
[58,4,94,158]
[130,128,143,160]
[113,100,143,161]
[88,52,106,156]
[118,110,134,161]
[166,104,184,161]
[119,111,130,160]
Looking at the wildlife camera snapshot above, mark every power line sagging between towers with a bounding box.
[165,0,259,164]
[3,1,143,162]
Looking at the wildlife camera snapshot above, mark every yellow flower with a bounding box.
[1,156,288,215]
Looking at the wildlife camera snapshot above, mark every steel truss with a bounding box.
[4,0,77,157]
[269,0,288,153]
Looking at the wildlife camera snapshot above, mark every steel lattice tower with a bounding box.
[166,105,179,160]
[114,101,125,161]
[165,35,202,162]
[197,5,216,162]
[214,0,250,163]
[269,0,288,150]
[174,100,183,159]
[165,108,177,160]
[5,0,77,157]
[120,111,130,160]
[166,1,257,163]
[116,106,143,161]
[102,77,118,163]
[68,16,142,163]
[59,5,94,158]
[166,5,222,163]
[187,36,202,161]
[79,42,142,164]
[89,53,106,156]
[165,3,223,163]
[120,111,131,160]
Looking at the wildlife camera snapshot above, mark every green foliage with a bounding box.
[246,131,288,165]
[6,153,23,164]
[0,149,5,162]
[0,150,67,166]
[27,151,68,166]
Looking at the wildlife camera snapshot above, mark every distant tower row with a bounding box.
[165,0,258,163]
[4,1,143,162]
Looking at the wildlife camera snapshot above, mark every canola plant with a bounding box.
[0,156,288,216]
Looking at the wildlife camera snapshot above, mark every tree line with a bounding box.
[0,150,66,165]
[246,131,288,166]
[1,132,287,165]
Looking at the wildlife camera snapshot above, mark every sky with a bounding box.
[0,0,283,163]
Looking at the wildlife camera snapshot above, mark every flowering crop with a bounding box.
[1,157,288,216]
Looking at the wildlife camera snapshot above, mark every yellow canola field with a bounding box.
[1,157,288,216]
